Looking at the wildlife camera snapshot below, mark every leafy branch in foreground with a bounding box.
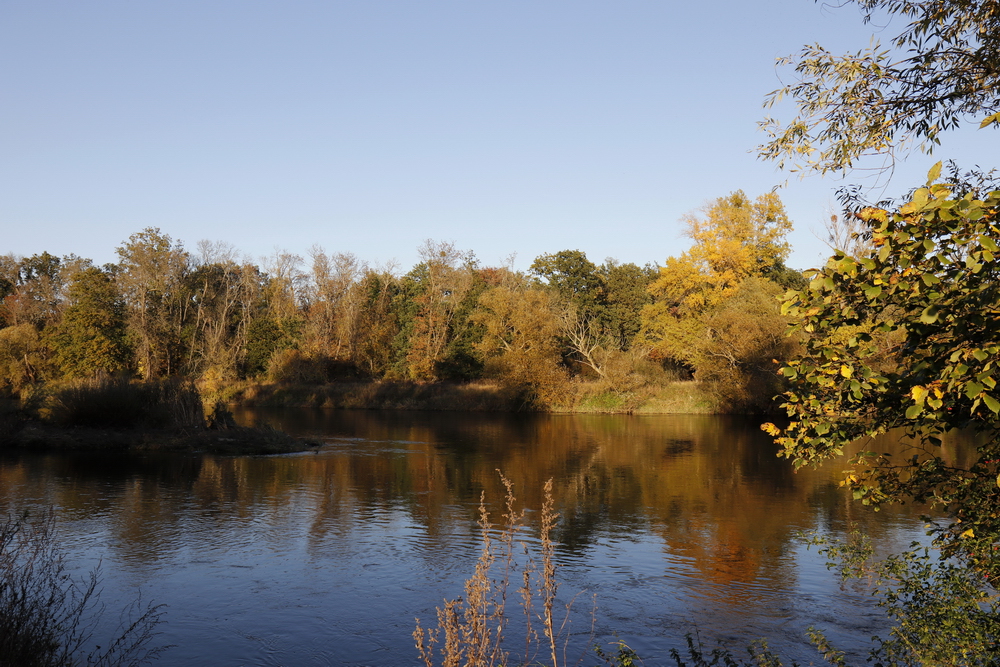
[764,164,1000,570]
[758,0,1000,175]
[0,510,166,667]
[760,163,1000,663]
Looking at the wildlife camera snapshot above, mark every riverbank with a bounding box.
[0,384,321,454]
[0,419,320,454]
[212,378,718,414]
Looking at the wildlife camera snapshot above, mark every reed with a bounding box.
[45,376,203,430]
[415,473,599,667]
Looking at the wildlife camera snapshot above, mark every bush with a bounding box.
[0,510,165,666]
[45,376,204,430]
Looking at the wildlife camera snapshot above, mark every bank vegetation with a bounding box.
[0,191,807,441]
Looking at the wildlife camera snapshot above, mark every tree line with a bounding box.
[0,190,804,410]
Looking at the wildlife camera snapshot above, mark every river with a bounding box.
[0,409,965,666]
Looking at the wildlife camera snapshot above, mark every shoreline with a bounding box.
[0,421,321,455]
[213,378,719,415]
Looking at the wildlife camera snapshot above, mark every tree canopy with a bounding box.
[759,0,1000,175]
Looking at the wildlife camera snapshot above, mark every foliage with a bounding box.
[642,191,793,334]
[0,324,55,396]
[0,510,165,666]
[49,267,131,378]
[0,252,70,329]
[473,285,569,407]
[531,250,604,319]
[597,260,657,350]
[807,531,1000,666]
[533,251,656,389]
[759,0,1000,175]
[115,228,189,379]
[764,164,1000,572]
[696,278,800,413]
[244,316,302,378]
[640,192,798,410]
[45,376,204,430]
[393,242,478,380]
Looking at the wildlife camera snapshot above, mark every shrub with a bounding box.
[0,510,165,667]
[45,376,204,430]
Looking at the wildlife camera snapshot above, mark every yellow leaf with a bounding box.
[911,385,928,405]
[961,528,975,539]
[840,365,853,378]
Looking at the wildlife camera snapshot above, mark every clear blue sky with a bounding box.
[1,1,995,274]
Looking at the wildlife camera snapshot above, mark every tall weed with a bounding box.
[0,510,165,666]
[414,474,591,667]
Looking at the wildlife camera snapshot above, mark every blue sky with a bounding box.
[1,1,995,274]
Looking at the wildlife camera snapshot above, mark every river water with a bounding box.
[0,410,965,666]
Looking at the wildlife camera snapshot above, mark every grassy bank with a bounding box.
[214,378,720,414]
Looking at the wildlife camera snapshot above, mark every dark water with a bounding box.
[0,410,965,666]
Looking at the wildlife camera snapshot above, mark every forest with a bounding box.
[0,190,805,415]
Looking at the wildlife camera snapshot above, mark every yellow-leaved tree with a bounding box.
[640,191,802,411]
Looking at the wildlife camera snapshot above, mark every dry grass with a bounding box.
[0,510,165,667]
[414,474,593,667]
[44,376,204,430]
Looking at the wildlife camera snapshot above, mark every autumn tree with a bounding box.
[472,282,568,406]
[399,241,476,381]
[0,252,69,330]
[352,268,401,377]
[303,248,364,364]
[639,192,799,408]
[250,250,308,380]
[640,191,795,363]
[530,251,656,388]
[763,165,1000,662]
[182,247,263,381]
[0,324,55,396]
[115,228,189,379]
[759,0,1000,175]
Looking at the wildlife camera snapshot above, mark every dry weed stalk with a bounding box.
[0,510,165,667]
[415,472,582,667]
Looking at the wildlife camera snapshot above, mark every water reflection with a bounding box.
[0,410,953,666]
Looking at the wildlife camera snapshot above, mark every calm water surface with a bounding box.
[0,410,967,666]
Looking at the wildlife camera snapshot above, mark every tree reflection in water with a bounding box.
[0,410,955,665]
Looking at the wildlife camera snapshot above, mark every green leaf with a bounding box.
[983,394,1000,414]
[864,285,882,299]
[919,306,940,323]
[964,381,982,399]
[905,405,923,419]
[926,161,942,183]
